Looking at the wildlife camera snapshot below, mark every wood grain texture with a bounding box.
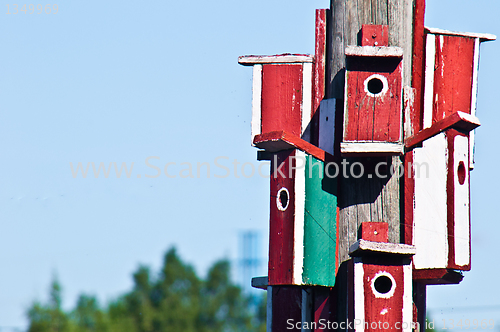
[261,64,304,137]
[329,0,413,266]
[432,35,475,122]
[303,155,338,287]
[268,150,296,285]
[312,9,328,147]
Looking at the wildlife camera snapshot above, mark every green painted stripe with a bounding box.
[302,155,338,287]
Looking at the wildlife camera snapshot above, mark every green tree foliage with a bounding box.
[26,248,266,332]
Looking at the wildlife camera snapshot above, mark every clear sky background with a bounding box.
[0,0,498,329]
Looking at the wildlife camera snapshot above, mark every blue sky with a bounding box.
[0,0,499,328]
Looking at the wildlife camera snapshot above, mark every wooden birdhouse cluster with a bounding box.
[239,3,494,330]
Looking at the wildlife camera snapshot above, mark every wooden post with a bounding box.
[327,0,415,269]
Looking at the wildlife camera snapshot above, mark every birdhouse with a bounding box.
[422,27,495,167]
[238,55,314,145]
[405,112,480,279]
[342,25,404,156]
[347,222,415,329]
[253,132,338,287]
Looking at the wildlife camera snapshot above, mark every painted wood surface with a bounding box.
[411,129,471,271]
[261,64,304,137]
[360,222,388,242]
[254,130,333,161]
[408,0,426,138]
[344,54,403,143]
[269,150,296,285]
[268,286,303,331]
[447,130,470,270]
[318,99,336,155]
[405,111,480,149]
[239,54,313,65]
[412,132,448,269]
[361,25,389,47]
[303,155,338,286]
[312,9,327,147]
[432,35,475,122]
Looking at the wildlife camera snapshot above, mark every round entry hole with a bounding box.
[367,77,384,95]
[374,275,393,294]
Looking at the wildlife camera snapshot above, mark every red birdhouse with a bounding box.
[238,55,314,145]
[422,27,495,167]
[342,25,404,156]
[348,222,415,330]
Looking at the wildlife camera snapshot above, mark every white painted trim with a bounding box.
[301,62,313,137]
[470,38,481,169]
[345,46,403,57]
[423,34,436,129]
[267,286,273,332]
[454,135,470,267]
[239,55,313,65]
[251,65,262,146]
[413,133,449,269]
[319,99,336,155]
[340,142,404,155]
[354,259,365,332]
[349,240,416,256]
[293,151,306,285]
[425,27,496,41]
[404,86,416,139]
[402,263,412,332]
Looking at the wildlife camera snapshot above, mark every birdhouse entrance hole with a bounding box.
[364,74,389,97]
[374,275,392,294]
[277,188,289,211]
[368,78,384,95]
[457,161,466,185]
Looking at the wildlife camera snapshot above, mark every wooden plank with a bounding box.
[303,155,338,286]
[361,24,389,47]
[268,150,296,285]
[329,0,412,265]
[413,269,463,285]
[349,239,416,256]
[432,35,475,122]
[405,111,480,148]
[271,286,303,331]
[423,33,436,129]
[361,259,405,330]
[470,37,480,169]
[313,9,327,121]
[340,142,404,155]
[251,64,262,144]
[293,151,306,285]
[254,130,334,162]
[239,54,313,65]
[447,131,471,270]
[302,62,313,140]
[425,27,496,41]
[318,99,336,155]
[412,132,448,270]
[409,0,426,137]
[345,45,403,57]
[360,222,389,242]
[261,64,304,138]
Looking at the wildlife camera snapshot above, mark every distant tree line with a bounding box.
[26,248,266,332]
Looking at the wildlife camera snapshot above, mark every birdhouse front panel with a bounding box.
[261,64,304,137]
[342,43,404,155]
[238,55,313,146]
[268,149,338,287]
[423,28,495,166]
[349,257,412,332]
[411,129,471,271]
